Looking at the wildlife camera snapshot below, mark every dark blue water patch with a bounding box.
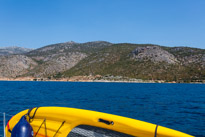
[0,81,204,137]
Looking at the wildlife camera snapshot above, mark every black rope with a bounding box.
[34,119,46,137]
[30,107,39,119]
[154,125,158,137]
[45,118,47,137]
[53,121,65,137]
[26,107,34,117]
[26,107,39,122]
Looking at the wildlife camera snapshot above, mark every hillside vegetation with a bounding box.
[0,41,204,83]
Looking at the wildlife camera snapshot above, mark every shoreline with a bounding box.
[0,77,204,84]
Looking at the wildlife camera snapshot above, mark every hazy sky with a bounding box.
[0,0,205,49]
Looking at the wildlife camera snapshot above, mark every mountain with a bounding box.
[0,41,204,83]
[24,41,112,77]
[63,44,205,82]
[0,46,33,55]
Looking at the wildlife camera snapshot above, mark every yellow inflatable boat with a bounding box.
[6,107,194,137]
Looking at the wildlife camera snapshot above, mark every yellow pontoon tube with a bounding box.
[6,107,194,137]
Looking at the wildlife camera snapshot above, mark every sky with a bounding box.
[0,0,205,49]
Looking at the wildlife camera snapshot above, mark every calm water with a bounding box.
[0,81,204,137]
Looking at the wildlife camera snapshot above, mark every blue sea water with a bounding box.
[0,81,204,137]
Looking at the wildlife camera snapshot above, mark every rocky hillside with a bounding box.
[130,46,178,64]
[24,41,111,77]
[0,55,37,78]
[0,41,204,82]
[63,44,205,82]
[0,46,33,55]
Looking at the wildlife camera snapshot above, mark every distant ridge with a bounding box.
[0,41,204,83]
[0,46,33,55]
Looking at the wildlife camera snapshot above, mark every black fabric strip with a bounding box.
[154,125,158,137]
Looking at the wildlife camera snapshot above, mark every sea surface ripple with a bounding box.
[0,81,204,137]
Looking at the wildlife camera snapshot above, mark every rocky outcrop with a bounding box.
[167,47,205,66]
[130,46,178,64]
[28,52,87,77]
[0,55,37,78]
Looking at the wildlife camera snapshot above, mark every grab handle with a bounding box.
[98,118,114,125]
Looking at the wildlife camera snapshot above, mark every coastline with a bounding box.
[0,76,204,84]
